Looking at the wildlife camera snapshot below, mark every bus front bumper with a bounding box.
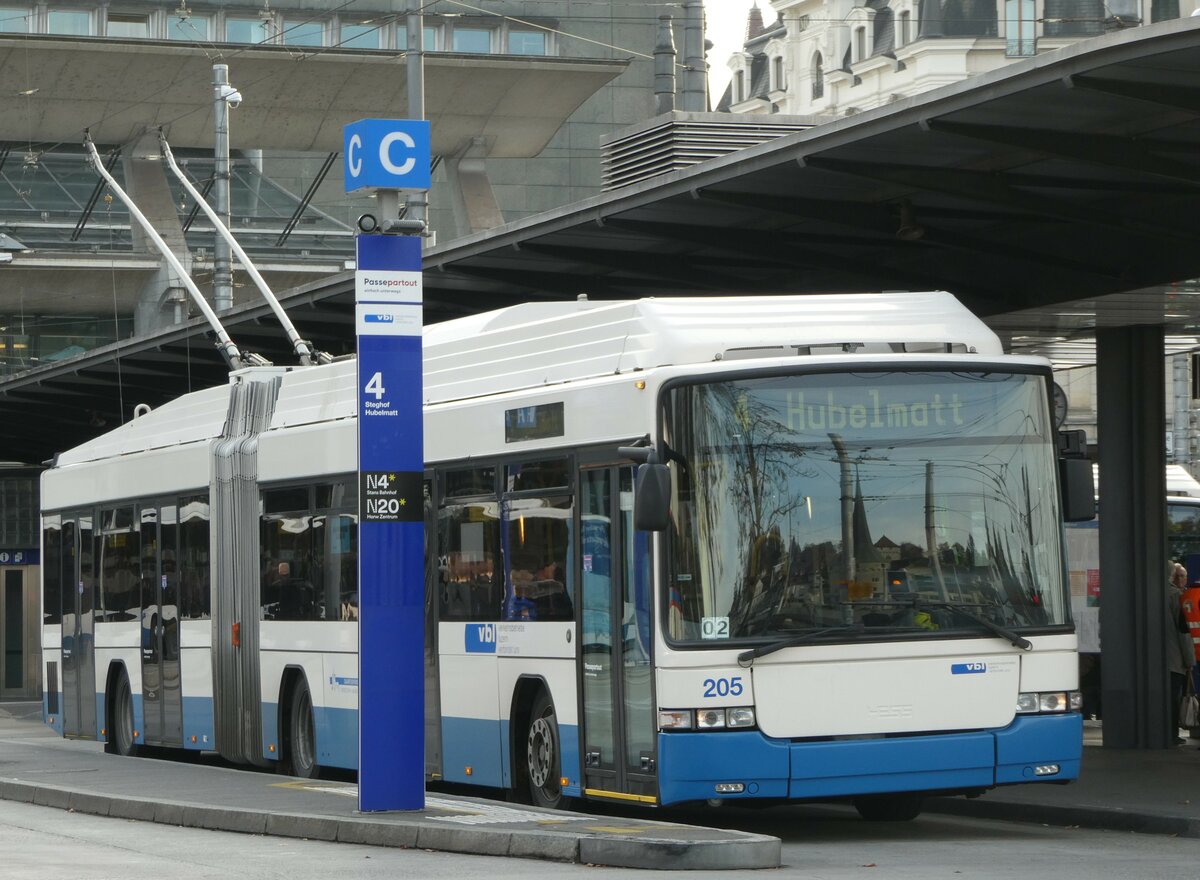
[656,713,1082,806]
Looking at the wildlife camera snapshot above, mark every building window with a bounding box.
[508,29,546,54]
[735,69,746,102]
[169,13,209,40]
[106,12,149,38]
[1045,0,1105,34]
[772,56,784,90]
[282,18,323,46]
[340,22,380,49]
[898,10,911,45]
[0,6,29,32]
[47,9,91,34]
[452,26,492,53]
[226,16,269,43]
[811,52,824,99]
[0,475,37,547]
[1150,0,1179,21]
[1005,0,1036,55]
[853,26,867,62]
[396,23,438,50]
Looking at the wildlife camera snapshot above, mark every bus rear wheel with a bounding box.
[286,678,320,779]
[525,690,566,809]
[106,671,138,757]
[853,793,924,822]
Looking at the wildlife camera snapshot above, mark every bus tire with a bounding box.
[525,690,567,810]
[286,678,320,779]
[106,670,139,758]
[853,793,924,822]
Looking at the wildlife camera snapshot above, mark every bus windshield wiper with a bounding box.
[737,624,906,667]
[912,599,1033,651]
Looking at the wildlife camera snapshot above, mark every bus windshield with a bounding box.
[661,369,1068,645]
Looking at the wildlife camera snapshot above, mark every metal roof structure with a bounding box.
[0,37,625,155]
[4,18,1200,464]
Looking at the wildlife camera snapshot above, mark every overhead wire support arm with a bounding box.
[72,147,121,242]
[276,151,337,248]
[83,132,253,372]
[159,131,331,366]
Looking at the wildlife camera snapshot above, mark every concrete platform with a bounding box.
[0,702,779,870]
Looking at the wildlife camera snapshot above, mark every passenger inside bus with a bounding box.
[507,556,571,621]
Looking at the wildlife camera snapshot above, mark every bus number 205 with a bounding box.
[702,676,744,698]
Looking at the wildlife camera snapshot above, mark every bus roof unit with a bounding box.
[53,292,1002,464]
[423,292,1003,404]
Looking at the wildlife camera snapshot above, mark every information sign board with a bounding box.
[356,232,424,812]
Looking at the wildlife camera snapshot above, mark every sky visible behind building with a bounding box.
[706,0,778,100]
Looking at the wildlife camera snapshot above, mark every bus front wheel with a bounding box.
[286,678,320,779]
[525,690,566,809]
[853,793,924,822]
[106,671,139,757]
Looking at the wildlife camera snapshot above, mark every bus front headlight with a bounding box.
[658,709,694,730]
[1017,691,1080,714]
[696,709,727,729]
[726,707,756,728]
[658,707,757,730]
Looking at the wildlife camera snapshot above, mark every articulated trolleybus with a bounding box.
[41,292,1093,820]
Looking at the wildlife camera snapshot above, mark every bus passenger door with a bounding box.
[62,514,97,739]
[141,505,183,746]
[579,467,657,803]
[423,477,443,779]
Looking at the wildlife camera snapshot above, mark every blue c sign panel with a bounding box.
[344,119,432,193]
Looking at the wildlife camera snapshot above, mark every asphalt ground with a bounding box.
[5,703,1200,870]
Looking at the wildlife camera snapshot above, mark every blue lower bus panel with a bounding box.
[656,714,1082,806]
[994,712,1082,784]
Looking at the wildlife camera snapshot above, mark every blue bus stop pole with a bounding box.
[346,117,430,812]
[355,233,425,812]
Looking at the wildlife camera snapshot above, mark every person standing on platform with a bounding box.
[1168,562,1195,743]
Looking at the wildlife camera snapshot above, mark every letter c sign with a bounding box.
[379,131,416,177]
[343,119,431,194]
[347,133,363,178]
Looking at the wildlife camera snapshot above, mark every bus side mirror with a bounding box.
[1058,429,1096,522]
[634,462,671,532]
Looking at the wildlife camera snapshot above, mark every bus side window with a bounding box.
[178,495,211,620]
[438,501,502,622]
[503,495,573,622]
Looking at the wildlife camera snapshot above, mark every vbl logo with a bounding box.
[951,662,987,675]
[465,623,497,654]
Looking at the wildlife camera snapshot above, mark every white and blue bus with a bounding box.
[41,292,1093,820]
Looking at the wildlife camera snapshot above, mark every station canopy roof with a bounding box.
[5,19,1200,464]
[0,37,626,154]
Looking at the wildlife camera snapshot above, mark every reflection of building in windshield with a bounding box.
[665,371,1066,642]
[850,473,886,598]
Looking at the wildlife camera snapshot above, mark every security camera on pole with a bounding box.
[346,4,431,808]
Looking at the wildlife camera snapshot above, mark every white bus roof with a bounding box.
[1168,465,1200,498]
[423,292,1003,404]
[54,292,1003,467]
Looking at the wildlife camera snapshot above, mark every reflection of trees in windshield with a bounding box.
[686,383,818,634]
[663,371,1064,643]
